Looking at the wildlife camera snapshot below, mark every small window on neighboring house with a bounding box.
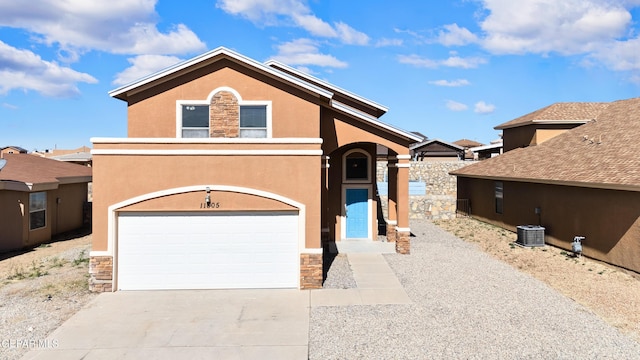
[29,192,46,230]
[345,151,369,181]
[181,105,209,138]
[495,181,503,214]
[240,105,267,138]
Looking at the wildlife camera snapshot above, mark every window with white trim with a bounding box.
[239,105,267,138]
[29,192,46,230]
[343,150,371,183]
[181,105,209,138]
[179,102,271,138]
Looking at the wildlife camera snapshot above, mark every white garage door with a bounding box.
[117,211,299,290]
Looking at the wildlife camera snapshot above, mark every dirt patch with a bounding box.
[433,217,640,343]
[0,231,97,360]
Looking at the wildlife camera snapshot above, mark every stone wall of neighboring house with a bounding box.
[376,160,468,220]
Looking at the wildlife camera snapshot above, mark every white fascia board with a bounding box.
[91,137,323,145]
[57,176,93,185]
[331,101,423,142]
[470,143,503,152]
[265,60,389,114]
[495,119,590,130]
[109,47,333,100]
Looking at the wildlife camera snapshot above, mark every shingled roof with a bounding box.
[494,102,610,130]
[452,97,640,191]
[453,139,484,148]
[0,154,92,191]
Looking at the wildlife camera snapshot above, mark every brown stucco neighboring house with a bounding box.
[0,154,92,253]
[452,97,640,273]
[1,146,28,157]
[495,102,609,152]
[90,47,420,292]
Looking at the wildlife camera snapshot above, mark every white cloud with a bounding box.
[446,100,468,111]
[398,54,487,69]
[271,39,348,68]
[335,22,369,45]
[429,79,471,87]
[0,0,206,58]
[375,38,403,47]
[217,0,369,45]
[590,37,640,71]
[479,0,632,55]
[113,55,182,86]
[474,101,496,114]
[437,24,478,46]
[2,102,18,110]
[0,40,97,97]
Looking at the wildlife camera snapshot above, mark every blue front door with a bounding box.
[346,188,368,238]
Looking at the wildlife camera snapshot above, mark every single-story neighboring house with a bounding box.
[410,139,464,161]
[0,154,92,252]
[452,97,640,273]
[90,47,420,292]
[1,146,28,157]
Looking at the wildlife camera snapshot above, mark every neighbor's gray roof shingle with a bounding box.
[494,102,610,130]
[452,97,640,191]
[0,154,92,185]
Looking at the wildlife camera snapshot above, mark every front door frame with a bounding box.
[341,184,372,240]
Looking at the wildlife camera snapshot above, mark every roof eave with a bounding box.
[109,47,334,102]
[331,101,422,143]
[265,59,389,114]
[494,119,591,130]
[450,173,640,192]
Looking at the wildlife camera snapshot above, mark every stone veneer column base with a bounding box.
[396,232,410,254]
[300,253,323,289]
[386,223,397,242]
[89,256,113,292]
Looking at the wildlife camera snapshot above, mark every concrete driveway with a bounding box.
[22,289,310,360]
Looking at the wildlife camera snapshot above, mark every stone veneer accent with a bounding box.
[396,232,410,255]
[377,160,468,220]
[300,253,323,289]
[89,256,113,292]
[386,223,397,242]
[210,90,239,138]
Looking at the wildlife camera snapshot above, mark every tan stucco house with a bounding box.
[0,154,92,252]
[452,97,640,273]
[90,47,420,292]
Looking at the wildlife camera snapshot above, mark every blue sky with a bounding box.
[1,0,639,151]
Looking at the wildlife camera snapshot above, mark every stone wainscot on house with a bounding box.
[90,47,421,292]
[0,154,92,252]
[452,97,640,274]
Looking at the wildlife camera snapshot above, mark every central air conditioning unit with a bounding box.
[516,225,545,247]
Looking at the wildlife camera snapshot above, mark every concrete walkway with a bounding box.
[310,252,411,306]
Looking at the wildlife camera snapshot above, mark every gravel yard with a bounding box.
[0,232,96,360]
[2,220,639,360]
[310,220,640,359]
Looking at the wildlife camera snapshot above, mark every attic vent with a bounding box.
[516,225,545,247]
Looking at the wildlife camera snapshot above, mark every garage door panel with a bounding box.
[117,212,299,290]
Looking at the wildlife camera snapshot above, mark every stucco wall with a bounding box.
[377,160,467,220]
[457,177,640,273]
[126,61,321,139]
[0,190,27,252]
[91,144,322,251]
